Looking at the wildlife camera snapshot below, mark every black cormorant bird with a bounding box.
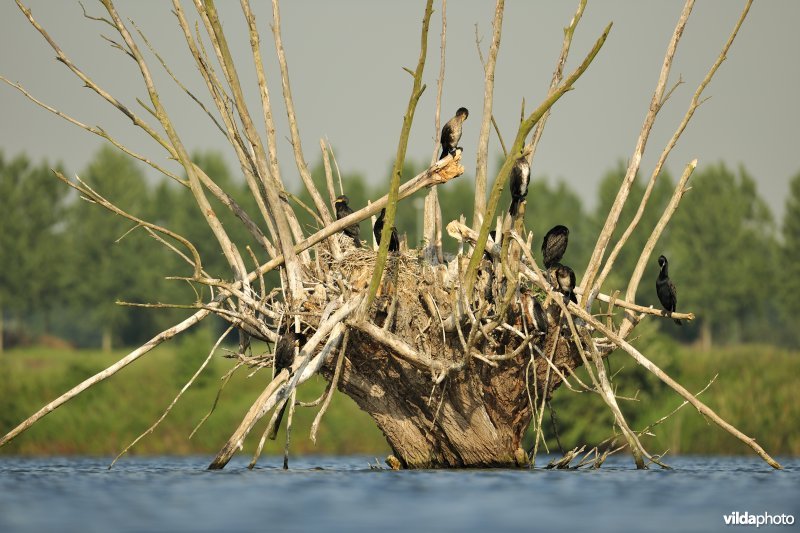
[440,107,469,160]
[550,263,577,304]
[268,327,300,440]
[509,155,531,217]
[542,225,569,269]
[373,208,400,252]
[656,254,682,325]
[334,195,361,248]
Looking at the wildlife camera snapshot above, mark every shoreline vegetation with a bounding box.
[1,341,796,458]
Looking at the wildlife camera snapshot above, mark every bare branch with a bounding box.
[591,2,752,304]
[195,0,305,296]
[0,307,213,448]
[572,306,782,470]
[109,326,233,468]
[473,0,504,226]
[0,75,184,185]
[210,297,361,469]
[131,18,227,137]
[362,0,434,312]
[423,0,448,264]
[580,0,695,305]
[526,0,586,161]
[465,23,611,294]
[619,159,696,336]
[268,0,333,225]
[98,0,251,287]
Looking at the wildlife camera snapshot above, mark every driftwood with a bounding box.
[0,0,780,472]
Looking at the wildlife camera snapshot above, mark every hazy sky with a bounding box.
[1,1,798,222]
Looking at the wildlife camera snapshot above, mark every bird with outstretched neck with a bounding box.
[440,107,469,160]
[334,195,361,248]
[656,254,682,325]
[542,225,569,269]
[268,327,302,440]
[508,155,530,217]
[373,208,400,252]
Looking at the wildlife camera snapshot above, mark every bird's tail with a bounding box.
[268,401,288,440]
[440,148,448,160]
[674,318,683,326]
[509,197,521,217]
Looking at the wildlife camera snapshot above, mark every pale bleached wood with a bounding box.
[473,0,505,227]
[525,0,586,161]
[619,160,696,336]
[363,0,434,313]
[423,0,447,263]
[580,0,694,306]
[591,1,752,301]
[447,218,695,323]
[209,297,359,469]
[195,0,306,296]
[171,2,282,257]
[250,154,464,282]
[269,0,334,226]
[571,306,782,470]
[347,320,450,374]
[100,0,251,288]
[464,24,611,294]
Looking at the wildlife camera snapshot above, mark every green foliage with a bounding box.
[172,325,217,390]
[0,146,794,350]
[592,162,674,295]
[0,344,389,457]
[535,342,800,457]
[0,152,68,345]
[2,343,795,457]
[62,146,155,349]
[668,163,778,345]
[779,172,800,344]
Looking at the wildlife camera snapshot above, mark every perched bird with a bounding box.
[542,225,569,269]
[269,328,301,440]
[440,107,469,160]
[334,195,361,248]
[373,208,400,252]
[508,155,531,217]
[656,254,682,325]
[550,263,577,304]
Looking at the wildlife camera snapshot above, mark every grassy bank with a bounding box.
[1,337,797,458]
[542,342,800,457]
[0,335,389,458]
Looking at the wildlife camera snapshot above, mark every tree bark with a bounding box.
[317,257,581,468]
[326,324,578,467]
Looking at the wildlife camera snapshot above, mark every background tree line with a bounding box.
[1,146,798,351]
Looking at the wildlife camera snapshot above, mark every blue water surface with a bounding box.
[0,455,797,532]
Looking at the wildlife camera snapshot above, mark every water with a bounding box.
[0,455,797,532]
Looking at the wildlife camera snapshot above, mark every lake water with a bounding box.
[0,455,797,532]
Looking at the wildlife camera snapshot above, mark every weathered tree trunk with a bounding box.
[330,327,577,468]
[316,246,580,468]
